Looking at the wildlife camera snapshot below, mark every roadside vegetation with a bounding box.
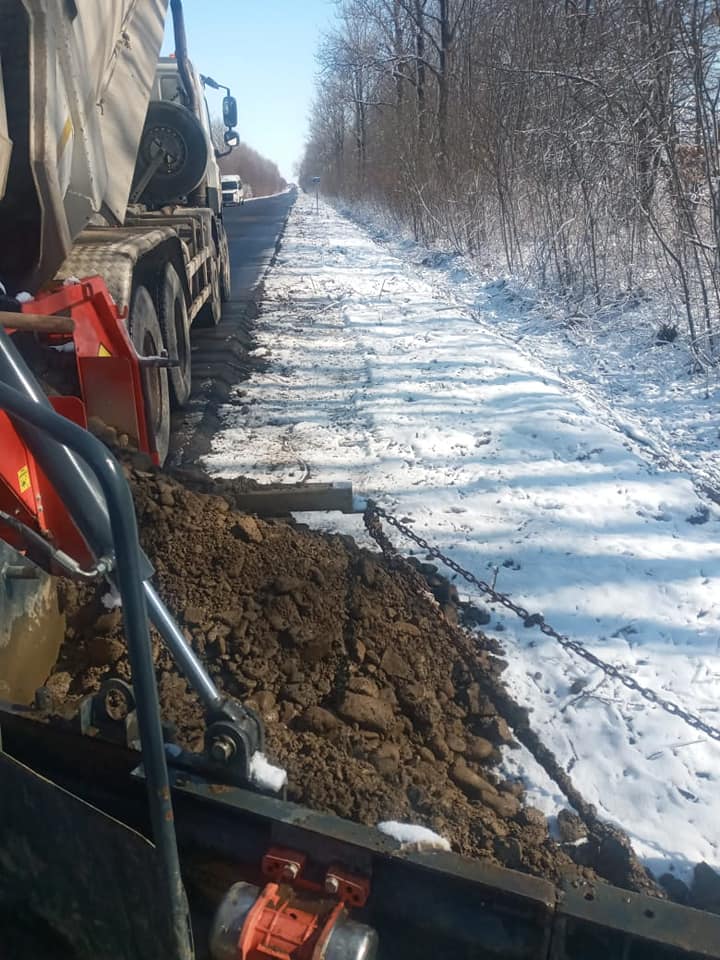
[214,123,287,197]
[300,1,720,367]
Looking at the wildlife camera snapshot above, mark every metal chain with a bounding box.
[365,501,720,744]
[364,502,611,835]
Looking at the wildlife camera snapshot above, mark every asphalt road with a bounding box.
[170,191,295,464]
[223,191,296,299]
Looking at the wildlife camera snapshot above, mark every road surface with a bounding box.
[169,191,295,464]
[223,192,296,299]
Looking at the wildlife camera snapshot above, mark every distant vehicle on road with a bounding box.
[221,174,244,205]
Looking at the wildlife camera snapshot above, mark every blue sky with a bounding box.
[162,1,336,179]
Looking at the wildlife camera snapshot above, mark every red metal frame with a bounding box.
[0,277,156,567]
[20,277,156,460]
[261,847,370,908]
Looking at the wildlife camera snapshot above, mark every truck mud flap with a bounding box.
[0,751,182,960]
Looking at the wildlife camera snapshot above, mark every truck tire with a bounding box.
[219,229,231,302]
[197,261,222,327]
[156,264,192,407]
[131,101,209,206]
[129,284,171,464]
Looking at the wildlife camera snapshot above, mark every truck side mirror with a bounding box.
[224,129,239,148]
[223,96,238,129]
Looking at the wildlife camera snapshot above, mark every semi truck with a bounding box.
[221,174,245,205]
[0,2,719,959]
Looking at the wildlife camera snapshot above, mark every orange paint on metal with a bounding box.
[0,277,159,566]
[261,847,371,908]
[20,278,153,457]
[237,883,346,960]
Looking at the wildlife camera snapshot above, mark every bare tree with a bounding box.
[302,0,720,359]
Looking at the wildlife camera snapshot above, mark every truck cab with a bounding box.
[221,174,244,205]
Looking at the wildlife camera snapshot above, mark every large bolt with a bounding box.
[280,862,299,882]
[210,735,236,763]
[324,876,340,895]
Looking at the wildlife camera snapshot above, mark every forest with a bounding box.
[300,1,720,362]
[219,135,287,198]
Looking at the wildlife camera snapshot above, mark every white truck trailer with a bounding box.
[0,0,239,463]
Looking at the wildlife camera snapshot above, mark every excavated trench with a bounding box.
[42,460,703,903]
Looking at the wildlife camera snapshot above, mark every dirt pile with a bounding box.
[53,465,658,894]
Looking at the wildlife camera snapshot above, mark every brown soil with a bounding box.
[52,465,659,895]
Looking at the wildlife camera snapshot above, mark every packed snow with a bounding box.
[100,587,122,610]
[377,821,451,851]
[205,193,720,882]
[249,751,287,793]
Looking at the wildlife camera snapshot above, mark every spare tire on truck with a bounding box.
[131,100,209,207]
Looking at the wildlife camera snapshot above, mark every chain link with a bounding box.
[365,501,720,744]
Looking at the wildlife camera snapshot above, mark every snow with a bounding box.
[377,821,451,851]
[101,588,122,610]
[249,751,287,793]
[205,194,720,882]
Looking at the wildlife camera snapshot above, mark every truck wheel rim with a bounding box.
[142,330,165,434]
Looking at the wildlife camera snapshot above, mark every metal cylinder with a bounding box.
[170,0,199,115]
[210,883,378,960]
[143,581,222,709]
[324,916,379,960]
[209,882,260,960]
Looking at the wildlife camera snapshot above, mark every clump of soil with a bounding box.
[53,466,657,895]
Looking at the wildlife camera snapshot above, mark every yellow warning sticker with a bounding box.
[97,344,112,357]
[18,465,31,493]
[57,116,74,156]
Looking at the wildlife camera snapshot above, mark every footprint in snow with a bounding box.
[686,505,710,525]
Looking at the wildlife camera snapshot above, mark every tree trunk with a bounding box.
[414,0,426,138]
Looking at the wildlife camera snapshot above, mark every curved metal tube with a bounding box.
[0,380,193,960]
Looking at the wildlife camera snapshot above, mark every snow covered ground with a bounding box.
[205,193,720,882]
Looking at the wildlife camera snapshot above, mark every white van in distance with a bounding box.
[221,175,244,205]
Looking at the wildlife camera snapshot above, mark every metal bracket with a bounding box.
[84,682,264,788]
[261,846,371,905]
[79,679,139,748]
[205,697,264,782]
